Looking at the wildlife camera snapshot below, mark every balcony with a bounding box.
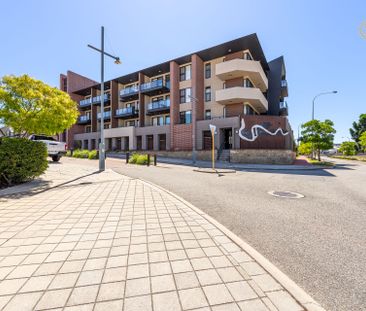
[77,115,91,124]
[97,110,111,120]
[140,79,170,96]
[215,87,268,113]
[120,86,139,102]
[79,98,92,108]
[115,107,139,119]
[146,99,170,115]
[281,79,288,97]
[279,101,288,116]
[92,93,111,105]
[216,58,268,92]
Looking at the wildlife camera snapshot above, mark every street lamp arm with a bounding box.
[87,44,121,63]
[312,90,337,120]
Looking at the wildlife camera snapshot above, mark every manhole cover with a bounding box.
[268,190,304,199]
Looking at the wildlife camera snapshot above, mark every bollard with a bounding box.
[126,152,129,164]
[147,154,150,166]
[153,154,157,166]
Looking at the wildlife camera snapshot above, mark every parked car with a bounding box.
[29,134,67,162]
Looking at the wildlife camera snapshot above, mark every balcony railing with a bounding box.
[147,99,170,115]
[120,86,139,97]
[92,93,110,104]
[97,111,111,120]
[115,106,138,118]
[79,98,92,107]
[78,115,91,124]
[279,101,288,116]
[140,79,170,96]
[281,79,288,88]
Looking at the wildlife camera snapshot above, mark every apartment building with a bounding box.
[60,33,293,162]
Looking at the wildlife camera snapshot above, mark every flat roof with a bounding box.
[74,33,269,95]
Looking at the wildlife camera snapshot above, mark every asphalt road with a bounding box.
[65,156,366,311]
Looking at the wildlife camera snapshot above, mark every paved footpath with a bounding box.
[0,163,323,311]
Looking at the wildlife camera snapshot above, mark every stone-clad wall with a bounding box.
[230,149,295,164]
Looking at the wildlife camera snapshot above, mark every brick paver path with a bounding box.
[0,170,303,311]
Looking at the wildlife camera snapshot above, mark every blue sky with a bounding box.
[1,0,365,142]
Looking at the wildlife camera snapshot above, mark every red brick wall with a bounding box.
[191,54,204,121]
[66,71,97,93]
[170,61,180,148]
[225,103,243,117]
[223,51,243,62]
[225,77,243,88]
[239,115,292,150]
[111,81,119,128]
[172,124,192,151]
[138,73,145,127]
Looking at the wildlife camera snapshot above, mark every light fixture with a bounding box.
[114,58,121,65]
[228,49,232,52]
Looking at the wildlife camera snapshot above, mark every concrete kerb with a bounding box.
[137,176,326,311]
[193,168,236,174]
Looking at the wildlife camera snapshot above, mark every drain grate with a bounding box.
[268,190,304,199]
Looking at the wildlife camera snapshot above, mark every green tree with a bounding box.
[0,75,78,136]
[298,142,312,155]
[338,141,357,156]
[359,132,366,153]
[349,114,366,150]
[301,119,336,161]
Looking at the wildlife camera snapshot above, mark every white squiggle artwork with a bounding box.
[238,118,290,142]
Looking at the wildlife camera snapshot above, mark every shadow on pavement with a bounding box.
[0,171,101,200]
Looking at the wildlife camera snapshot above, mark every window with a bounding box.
[205,87,211,102]
[179,111,192,124]
[152,116,166,126]
[85,126,91,133]
[244,105,255,115]
[205,63,211,79]
[180,65,191,81]
[180,88,192,104]
[243,52,252,60]
[126,120,135,127]
[205,110,211,120]
[244,78,254,88]
[165,116,170,125]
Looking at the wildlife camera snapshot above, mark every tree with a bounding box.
[338,141,356,156]
[0,75,78,136]
[298,142,312,155]
[359,132,366,153]
[301,119,336,161]
[350,114,366,150]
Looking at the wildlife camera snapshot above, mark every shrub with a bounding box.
[0,137,48,186]
[72,149,89,159]
[128,153,149,165]
[339,141,356,156]
[66,150,72,157]
[88,150,98,160]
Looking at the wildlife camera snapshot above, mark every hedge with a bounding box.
[0,137,48,186]
[129,153,149,165]
[67,149,98,160]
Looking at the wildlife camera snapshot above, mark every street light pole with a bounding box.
[88,26,121,171]
[312,91,338,120]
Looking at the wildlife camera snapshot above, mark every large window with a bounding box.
[205,63,211,79]
[179,111,192,124]
[165,116,170,125]
[179,65,191,81]
[244,104,256,115]
[152,116,165,126]
[205,87,211,102]
[180,88,192,104]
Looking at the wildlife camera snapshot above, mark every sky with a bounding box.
[1,0,365,143]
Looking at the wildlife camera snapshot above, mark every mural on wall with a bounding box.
[238,118,289,142]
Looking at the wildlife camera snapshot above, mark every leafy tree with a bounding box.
[350,114,366,150]
[338,141,357,156]
[301,119,336,161]
[298,142,312,155]
[359,132,366,153]
[0,75,78,136]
